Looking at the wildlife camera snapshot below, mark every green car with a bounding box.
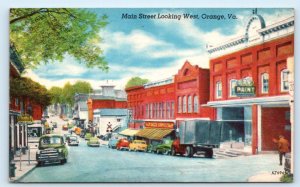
[87,137,100,147]
[36,134,68,166]
[84,133,92,140]
[155,140,173,155]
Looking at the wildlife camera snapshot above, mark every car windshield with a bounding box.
[70,137,77,141]
[40,137,62,146]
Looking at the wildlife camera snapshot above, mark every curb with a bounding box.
[10,164,37,183]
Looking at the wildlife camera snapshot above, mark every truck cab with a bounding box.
[36,134,68,166]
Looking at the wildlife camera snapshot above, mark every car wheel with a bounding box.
[184,146,193,158]
[156,150,160,154]
[37,161,43,167]
[164,150,169,155]
[134,149,137,152]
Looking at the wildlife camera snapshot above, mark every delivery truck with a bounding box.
[171,120,221,158]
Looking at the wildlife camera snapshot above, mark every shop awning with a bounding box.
[119,129,140,136]
[135,128,174,140]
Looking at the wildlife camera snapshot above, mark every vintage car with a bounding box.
[84,133,92,140]
[155,140,173,154]
[116,138,130,150]
[36,134,68,166]
[108,138,119,149]
[68,135,79,146]
[64,133,72,142]
[129,140,148,152]
[52,122,58,128]
[87,137,100,147]
[62,124,68,131]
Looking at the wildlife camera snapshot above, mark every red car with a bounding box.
[62,124,68,131]
[116,139,130,150]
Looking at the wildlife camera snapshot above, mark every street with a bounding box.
[18,116,284,183]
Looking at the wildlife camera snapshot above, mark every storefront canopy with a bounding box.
[119,129,140,137]
[136,128,174,140]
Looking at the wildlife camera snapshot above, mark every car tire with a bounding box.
[156,150,160,154]
[184,146,193,158]
[37,161,43,167]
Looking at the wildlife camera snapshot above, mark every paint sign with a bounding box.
[145,122,174,129]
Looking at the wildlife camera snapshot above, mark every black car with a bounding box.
[52,122,58,128]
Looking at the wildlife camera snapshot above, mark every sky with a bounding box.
[23,8,294,90]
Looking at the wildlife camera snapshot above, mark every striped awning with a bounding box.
[119,129,140,137]
[135,128,174,140]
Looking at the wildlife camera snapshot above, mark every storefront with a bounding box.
[135,121,175,144]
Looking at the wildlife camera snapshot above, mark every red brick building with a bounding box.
[126,61,213,132]
[206,14,294,154]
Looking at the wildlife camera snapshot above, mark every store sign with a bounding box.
[17,114,33,123]
[235,78,256,97]
[145,122,174,129]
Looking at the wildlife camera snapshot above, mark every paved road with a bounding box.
[19,139,284,182]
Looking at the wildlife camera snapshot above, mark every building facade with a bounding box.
[206,13,294,154]
[126,61,213,140]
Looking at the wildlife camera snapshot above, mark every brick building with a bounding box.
[206,14,294,154]
[126,61,213,140]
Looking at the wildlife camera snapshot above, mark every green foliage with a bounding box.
[10,8,109,70]
[280,174,293,183]
[10,77,52,107]
[125,77,150,88]
[49,81,92,106]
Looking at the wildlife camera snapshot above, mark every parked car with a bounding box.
[129,140,148,152]
[108,138,119,149]
[87,137,100,147]
[116,138,130,150]
[84,133,92,140]
[68,136,79,146]
[147,141,160,153]
[62,124,68,131]
[36,134,68,166]
[52,122,58,128]
[64,133,72,142]
[155,139,173,154]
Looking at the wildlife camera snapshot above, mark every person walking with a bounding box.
[273,135,290,165]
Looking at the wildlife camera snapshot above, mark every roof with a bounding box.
[10,45,25,74]
[94,109,128,116]
[119,129,140,136]
[90,95,127,101]
[135,128,174,140]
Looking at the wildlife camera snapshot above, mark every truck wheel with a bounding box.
[171,147,176,156]
[205,149,213,158]
[37,161,43,167]
[185,146,193,158]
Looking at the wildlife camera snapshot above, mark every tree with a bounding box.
[50,81,92,106]
[10,8,108,70]
[49,86,63,104]
[125,77,150,88]
[10,77,52,107]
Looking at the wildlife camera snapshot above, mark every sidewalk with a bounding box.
[9,148,38,182]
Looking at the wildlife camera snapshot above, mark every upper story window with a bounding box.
[261,73,269,94]
[193,96,198,113]
[171,102,175,118]
[229,79,237,97]
[15,98,19,106]
[281,69,289,92]
[216,81,222,99]
[182,96,187,113]
[178,97,182,113]
[188,95,192,113]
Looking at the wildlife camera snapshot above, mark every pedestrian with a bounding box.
[272,135,290,166]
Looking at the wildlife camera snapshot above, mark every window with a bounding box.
[166,102,170,119]
[229,79,237,97]
[178,97,182,113]
[188,96,192,113]
[216,81,222,99]
[150,103,152,118]
[183,96,187,113]
[171,102,175,118]
[15,98,19,106]
[162,103,165,119]
[146,104,148,118]
[193,96,198,113]
[261,73,269,93]
[281,69,289,92]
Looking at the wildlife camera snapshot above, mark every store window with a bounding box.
[183,96,187,113]
[261,73,269,94]
[178,97,182,113]
[216,81,222,99]
[188,95,192,113]
[171,102,175,118]
[229,79,237,97]
[193,96,198,113]
[281,69,289,92]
